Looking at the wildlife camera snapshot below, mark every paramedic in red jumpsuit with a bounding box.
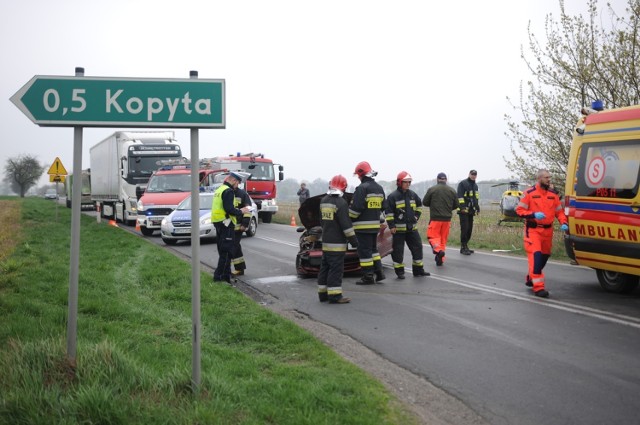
[515,169,568,298]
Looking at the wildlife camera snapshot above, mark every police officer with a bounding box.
[318,175,358,304]
[515,169,568,298]
[211,173,252,283]
[386,171,429,278]
[231,183,253,277]
[349,161,387,285]
[457,169,480,255]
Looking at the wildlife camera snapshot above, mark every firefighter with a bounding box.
[386,171,430,278]
[423,172,459,266]
[317,175,358,304]
[457,169,480,255]
[211,173,252,283]
[349,161,387,285]
[231,184,253,276]
[515,169,568,298]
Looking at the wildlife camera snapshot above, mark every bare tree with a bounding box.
[3,155,46,197]
[505,0,640,189]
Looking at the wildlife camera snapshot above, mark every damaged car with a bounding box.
[295,193,394,277]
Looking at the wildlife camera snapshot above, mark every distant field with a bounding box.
[274,201,570,261]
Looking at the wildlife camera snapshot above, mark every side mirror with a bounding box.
[279,171,284,181]
[278,165,284,171]
[135,185,145,200]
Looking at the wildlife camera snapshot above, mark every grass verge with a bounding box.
[0,196,415,425]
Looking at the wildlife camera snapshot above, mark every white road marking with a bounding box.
[253,236,640,329]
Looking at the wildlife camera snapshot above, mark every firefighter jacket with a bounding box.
[423,182,458,221]
[211,183,243,225]
[233,188,252,231]
[457,178,480,215]
[385,188,422,232]
[320,194,358,252]
[349,176,386,234]
[515,183,567,228]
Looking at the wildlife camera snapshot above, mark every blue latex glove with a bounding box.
[560,224,569,232]
[533,212,546,220]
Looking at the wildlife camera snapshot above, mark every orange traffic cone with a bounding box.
[108,219,118,227]
[290,214,297,227]
[135,221,140,231]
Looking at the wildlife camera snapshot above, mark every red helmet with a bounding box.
[354,161,372,177]
[396,171,413,186]
[329,174,348,192]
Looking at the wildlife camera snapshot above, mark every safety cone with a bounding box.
[290,214,297,227]
[135,221,140,231]
[108,219,118,227]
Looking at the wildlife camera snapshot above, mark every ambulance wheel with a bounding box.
[596,269,639,294]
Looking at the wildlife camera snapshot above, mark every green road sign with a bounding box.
[11,75,225,128]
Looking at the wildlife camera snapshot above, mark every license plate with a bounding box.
[173,228,191,234]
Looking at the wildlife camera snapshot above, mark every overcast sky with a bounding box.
[1,0,624,189]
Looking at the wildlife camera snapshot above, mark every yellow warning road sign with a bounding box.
[47,157,68,175]
[49,175,66,183]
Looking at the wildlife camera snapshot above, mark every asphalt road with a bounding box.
[99,212,640,425]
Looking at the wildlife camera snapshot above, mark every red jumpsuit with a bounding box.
[515,184,567,293]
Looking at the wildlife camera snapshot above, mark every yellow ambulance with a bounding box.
[564,102,640,293]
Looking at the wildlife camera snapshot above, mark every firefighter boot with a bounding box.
[375,270,386,283]
[413,267,430,277]
[356,273,375,285]
[329,295,351,304]
[396,270,406,280]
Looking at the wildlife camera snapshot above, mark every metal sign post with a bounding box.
[11,68,225,392]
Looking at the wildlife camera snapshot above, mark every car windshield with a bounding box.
[177,193,215,210]
[146,174,191,193]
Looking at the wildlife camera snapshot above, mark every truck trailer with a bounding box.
[65,169,93,209]
[90,131,182,225]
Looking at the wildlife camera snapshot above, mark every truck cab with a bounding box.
[564,102,640,293]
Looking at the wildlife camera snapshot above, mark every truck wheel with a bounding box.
[140,226,155,236]
[596,269,639,293]
[261,212,272,223]
[245,217,257,237]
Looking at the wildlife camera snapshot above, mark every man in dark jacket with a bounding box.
[318,175,358,304]
[386,171,429,278]
[297,182,310,204]
[457,169,480,255]
[423,172,459,266]
[349,161,387,285]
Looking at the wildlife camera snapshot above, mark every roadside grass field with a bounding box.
[0,197,415,425]
[276,201,570,261]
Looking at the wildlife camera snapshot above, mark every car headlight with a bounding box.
[137,200,145,211]
[161,217,168,226]
[201,216,211,225]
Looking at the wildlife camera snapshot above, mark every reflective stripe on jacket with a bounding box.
[349,176,386,233]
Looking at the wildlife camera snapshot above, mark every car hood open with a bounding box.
[297,192,353,229]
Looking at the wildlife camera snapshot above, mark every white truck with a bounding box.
[90,131,182,225]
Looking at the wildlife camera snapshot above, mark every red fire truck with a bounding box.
[201,153,284,223]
